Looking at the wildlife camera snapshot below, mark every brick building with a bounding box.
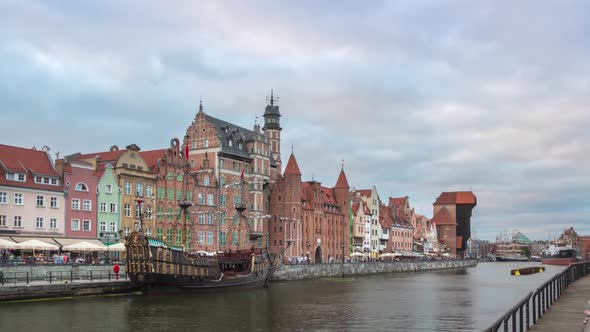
[432,191,477,256]
[269,153,351,263]
[184,95,280,252]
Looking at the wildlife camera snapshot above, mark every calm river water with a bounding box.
[0,262,565,331]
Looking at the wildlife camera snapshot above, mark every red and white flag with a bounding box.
[185,142,189,160]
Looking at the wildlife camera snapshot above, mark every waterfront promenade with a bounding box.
[530,274,590,332]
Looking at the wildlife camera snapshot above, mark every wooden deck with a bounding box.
[530,274,590,332]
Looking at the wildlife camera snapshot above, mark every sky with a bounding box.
[1,1,588,241]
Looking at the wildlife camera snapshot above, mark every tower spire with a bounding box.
[198,97,203,113]
[270,89,274,106]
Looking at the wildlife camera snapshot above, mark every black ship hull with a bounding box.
[495,256,528,262]
[125,234,279,293]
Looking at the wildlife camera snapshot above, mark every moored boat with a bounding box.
[494,255,529,262]
[541,246,578,266]
[510,266,545,276]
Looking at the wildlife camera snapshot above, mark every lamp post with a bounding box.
[341,243,345,277]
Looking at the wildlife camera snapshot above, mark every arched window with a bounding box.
[75,183,88,191]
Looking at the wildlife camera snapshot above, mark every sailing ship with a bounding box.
[492,230,532,262]
[125,138,280,292]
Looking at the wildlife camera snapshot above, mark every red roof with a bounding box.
[320,186,338,206]
[434,191,476,205]
[351,202,360,215]
[379,205,393,228]
[335,168,349,188]
[140,149,166,168]
[0,144,60,191]
[77,149,126,162]
[355,189,372,197]
[388,197,407,208]
[283,153,302,176]
[431,207,455,225]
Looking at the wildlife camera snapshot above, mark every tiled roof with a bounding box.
[362,201,372,215]
[335,168,349,188]
[140,149,167,168]
[431,207,455,225]
[355,189,372,197]
[351,202,360,216]
[379,205,393,228]
[204,114,253,160]
[284,153,302,176]
[388,197,407,208]
[320,186,338,206]
[434,191,476,205]
[77,149,126,164]
[0,144,60,191]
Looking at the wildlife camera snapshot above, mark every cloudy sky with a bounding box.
[1,1,588,240]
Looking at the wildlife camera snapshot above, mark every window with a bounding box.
[35,217,44,228]
[219,232,226,246]
[219,212,226,224]
[204,176,210,186]
[123,204,131,217]
[177,190,182,201]
[75,183,88,191]
[109,203,117,213]
[207,194,214,206]
[124,227,130,236]
[157,228,163,239]
[186,230,191,247]
[109,222,116,232]
[232,232,238,246]
[228,139,232,147]
[105,184,113,194]
[50,197,58,208]
[220,194,226,207]
[146,228,152,236]
[238,142,243,150]
[220,159,225,169]
[135,183,143,197]
[71,219,80,231]
[207,212,213,224]
[72,199,80,210]
[6,172,26,182]
[124,181,131,195]
[204,138,209,148]
[14,193,23,205]
[0,192,7,204]
[207,232,213,245]
[166,228,173,243]
[100,202,107,212]
[36,195,45,207]
[176,229,182,246]
[167,208,173,220]
[167,188,174,200]
[198,231,204,245]
[83,200,91,211]
[220,176,225,187]
[50,218,57,229]
[145,206,152,219]
[135,204,141,218]
[191,160,195,168]
[198,213,204,224]
[100,221,106,231]
[192,140,196,149]
[0,215,6,226]
[146,185,152,198]
[198,193,204,205]
[83,220,91,231]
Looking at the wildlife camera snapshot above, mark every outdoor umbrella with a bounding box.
[107,243,126,252]
[350,252,365,257]
[14,239,59,251]
[63,241,107,251]
[0,238,17,249]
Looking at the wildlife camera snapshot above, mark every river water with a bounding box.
[0,262,565,331]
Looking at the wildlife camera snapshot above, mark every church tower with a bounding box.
[263,89,282,173]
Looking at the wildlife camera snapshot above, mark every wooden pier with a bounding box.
[530,274,590,332]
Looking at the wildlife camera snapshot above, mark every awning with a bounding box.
[0,238,17,249]
[53,238,106,247]
[63,241,107,251]
[107,243,126,252]
[148,238,167,248]
[10,236,61,247]
[14,239,59,250]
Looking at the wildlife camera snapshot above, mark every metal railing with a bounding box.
[0,270,128,286]
[485,261,590,332]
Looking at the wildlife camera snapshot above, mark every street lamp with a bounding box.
[341,243,346,277]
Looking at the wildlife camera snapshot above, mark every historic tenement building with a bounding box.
[354,187,381,255]
[432,191,477,256]
[351,197,371,253]
[184,94,281,251]
[0,144,65,237]
[269,153,351,263]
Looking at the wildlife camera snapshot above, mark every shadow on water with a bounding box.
[0,262,567,332]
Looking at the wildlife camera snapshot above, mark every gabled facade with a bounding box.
[95,164,121,244]
[355,187,381,254]
[0,144,65,236]
[57,159,99,238]
[351,198,371,252]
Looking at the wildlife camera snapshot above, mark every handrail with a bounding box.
[484,261,589,332]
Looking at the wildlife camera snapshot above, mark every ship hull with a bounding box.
[495,256,528,262]
[541,257,577,266]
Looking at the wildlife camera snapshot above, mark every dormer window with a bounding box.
[75,183,89,191]
[238,142,243,150]
[228,139,232,147]
[6,172,26,182]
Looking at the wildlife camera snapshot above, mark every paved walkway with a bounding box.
[1,278,130,288]
[530,275,590,332]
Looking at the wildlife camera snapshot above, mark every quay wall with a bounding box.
[0,264,126,277]
[271,259,477,281]
[0,281,138,302]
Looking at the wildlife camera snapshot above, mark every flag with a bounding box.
[185,142,189,160]
[240,167,244,180]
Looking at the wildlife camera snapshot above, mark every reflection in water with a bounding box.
[0,262,566,332]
